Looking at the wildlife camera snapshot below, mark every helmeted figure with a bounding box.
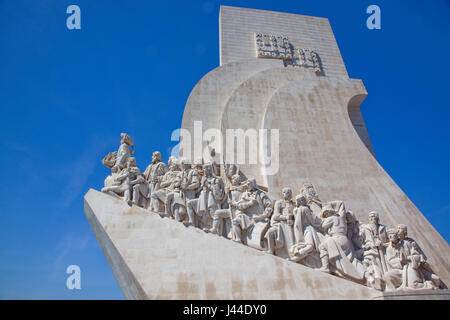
[289,194,324,268]
[150,156,180,213]
[265,187,296,258]
[231,178,272,247]
[318,201,365,283]
[143,151,169,210]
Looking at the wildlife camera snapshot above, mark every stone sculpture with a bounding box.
[99,133,445,292]
[265,187,295,258]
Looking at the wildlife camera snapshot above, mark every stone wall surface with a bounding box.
[220,6,348,78]
[181,6,450,288]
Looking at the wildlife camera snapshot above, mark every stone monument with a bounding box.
[84,6,450,299]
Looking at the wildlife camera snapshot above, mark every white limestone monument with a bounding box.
[84,6,450,299]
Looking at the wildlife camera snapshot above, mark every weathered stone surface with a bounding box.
[87,6,449,299]
[181,6,450,287]
[84,189,381,299]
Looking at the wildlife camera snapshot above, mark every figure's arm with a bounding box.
[386,247,402,269]
[130,175,146,186]
[143,165,151,181]
[308,208,323,228]
[185,172,200,191]
[271,201,285,222]
[116,172,128,182]
[321,217,333,231]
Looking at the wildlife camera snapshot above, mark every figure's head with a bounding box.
[120,132,126,144]
[192,158,203,170]
[397,224,408,240]
[300,182,318,205]
[168,156,178,168]
[228,164,238,177]
[111,165,119,173]
[120,133,133,148]
[281,187,292,201]
[368,211,379,225]
[387,228,399,244]
[346,210,357,224]
[152,151,162,164]
[247,178,257,191]
[321,203,335,218]
[295,195,307,207]
[231,174,241,186]
[127,157,136,168]
[203,163,213,176]
[180,158,190,170]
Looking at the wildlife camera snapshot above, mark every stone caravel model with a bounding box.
[84,6,450,299]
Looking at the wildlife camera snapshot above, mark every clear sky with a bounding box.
[0,0,449,299]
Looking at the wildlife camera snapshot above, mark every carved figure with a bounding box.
[231,178,272,247]
[318,201,365,283]
[150,156,180,212]
[265,187,296,258]
[360,211,388,287]
[289,194,324,268]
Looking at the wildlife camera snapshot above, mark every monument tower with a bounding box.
[85,6,450,299]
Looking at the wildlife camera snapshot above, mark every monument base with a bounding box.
[375,289,450,300]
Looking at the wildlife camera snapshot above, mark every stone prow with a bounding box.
[84,188,382,300]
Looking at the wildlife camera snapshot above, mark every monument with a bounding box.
[84,6,450,299]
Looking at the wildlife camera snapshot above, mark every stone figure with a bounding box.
[103,165,121,189]
[396,224,441,289]
[143,151,169,210]
[164,172,188,222]
[178,159,201,226]
[205,173,245,237]
[299,182,323,217]
[383,228,437,291]
[231,178,272,247]
[360,211,388,287]
[150,156,180,213]
[346,211,363,259]
[265,187,296,258]
[116,133,134,170]
[101,157,146,206]
[318,201,365,283]
[101,133,134,170]
[195,163,228,229]
[289,194,324,268]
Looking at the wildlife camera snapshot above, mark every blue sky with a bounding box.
[0,0,448,299]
